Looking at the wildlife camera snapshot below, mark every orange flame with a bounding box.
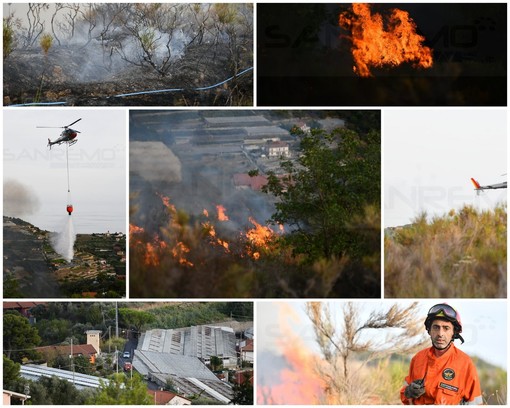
[246,217,273,247]
[203,208,209,217]
[129,224,145,243]
[144,236,167,267]
[171,241,194,267]
[202,221,230,253]
[157,192,176,212]
[245,217,275,260]
[257,303,327,404]
[216,204,229,221]
[130,194,195,268]
[339,3,433,77]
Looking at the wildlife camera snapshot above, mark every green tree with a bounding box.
[36,318,72,345]
[39,376,89,404]
[3,355,20,389]
[214,302,253,321]
[209,356,223,371]
[18,376,91,405]
[3,312,41,362]
[74,354,94,375]
[118,308,155,334]
[3,18,15,59]
[230,372,254,405]
[264,126,380,263]
[87,372,153,405]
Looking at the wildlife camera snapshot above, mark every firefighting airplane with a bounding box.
[37,118,82,149]
[470,177,507,194]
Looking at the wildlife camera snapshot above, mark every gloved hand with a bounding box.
[404,379,425,399]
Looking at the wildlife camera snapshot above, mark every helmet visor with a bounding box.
[428,304,458,320]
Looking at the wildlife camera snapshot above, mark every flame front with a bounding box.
[257,303,327,404]
[216,204,229,221]
[130,193,194,268]
[339,3,433,77]
[245,217,275,259]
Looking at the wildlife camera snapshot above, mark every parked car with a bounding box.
[123,351,130,359]
[123,362,132,371]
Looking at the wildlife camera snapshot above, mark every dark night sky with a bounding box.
[257,3,507,106]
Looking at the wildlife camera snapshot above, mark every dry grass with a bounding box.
[385,204,507,298]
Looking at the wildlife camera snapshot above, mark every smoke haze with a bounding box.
[4,179,41,217]
[130,141,182,184]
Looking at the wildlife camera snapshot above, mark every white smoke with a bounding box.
[50,216,76,262]
[3,179,40,217]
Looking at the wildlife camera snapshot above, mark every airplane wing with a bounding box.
[471,178,507,190]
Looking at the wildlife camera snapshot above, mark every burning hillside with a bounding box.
[129,192,285,297]
[129,110,381,298]
[3,3,253,106]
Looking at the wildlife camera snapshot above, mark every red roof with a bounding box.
[3,302,46,309]
[235,370,254,385]
[147,390,190,405]
[35,344,97,357]
[268,141,289,148]
[240,339,254,352]
[233,174,268,191]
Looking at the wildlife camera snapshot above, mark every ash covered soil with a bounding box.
[3,216,126,299]
[3,45,253,107]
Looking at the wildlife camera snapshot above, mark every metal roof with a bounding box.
[132,351,218,381]
[139,325,236,359]
[20,364,110,390]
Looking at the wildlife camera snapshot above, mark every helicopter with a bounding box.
[470,177,507,194]
[37,118,82,149]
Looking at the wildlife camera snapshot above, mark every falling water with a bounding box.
[51,215,76,262]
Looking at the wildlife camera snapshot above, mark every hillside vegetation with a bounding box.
[385,204,506,298]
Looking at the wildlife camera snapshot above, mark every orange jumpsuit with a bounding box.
[401,344,482,405]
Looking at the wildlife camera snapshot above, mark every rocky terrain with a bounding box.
[3,216,126,298]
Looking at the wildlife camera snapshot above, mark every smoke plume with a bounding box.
[3,179,41,217]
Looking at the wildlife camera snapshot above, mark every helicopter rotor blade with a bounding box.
[65,118,82,128]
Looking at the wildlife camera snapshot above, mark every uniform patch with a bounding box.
[442,368,455,381]
[440,382,459,393]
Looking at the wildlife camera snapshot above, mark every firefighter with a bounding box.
[401,303,482,405]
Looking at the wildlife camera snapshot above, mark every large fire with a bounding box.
[131,195,284,268]
[339,3,433,77]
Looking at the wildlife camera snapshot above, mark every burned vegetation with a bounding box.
[3,3,253,106]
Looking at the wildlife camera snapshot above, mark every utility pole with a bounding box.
[115,346,119,374]
[71,338,75,385]
[115,302,119,338]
